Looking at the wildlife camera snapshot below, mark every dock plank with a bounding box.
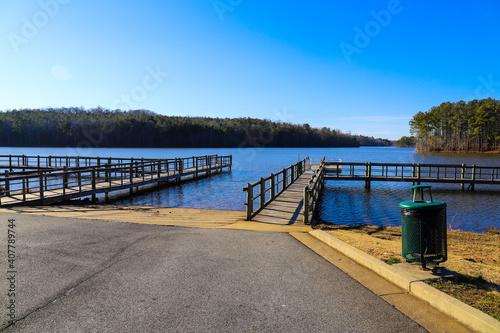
[0,163,230,206]
[250,171,313,225]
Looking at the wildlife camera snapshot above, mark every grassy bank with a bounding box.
[316,224,500,320]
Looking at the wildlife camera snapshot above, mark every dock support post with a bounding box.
[260,177,265,209]
[129,166,134,195]
[417,163,421,185]
[39,175,44,201]
[460,163,465,190]
[365,162,371,189]
[5,171,10,196]
[97,157,101,179]
[105,192,109,203]
[270,173,275,201]
[105,164,110,182]
[246,183,253,221]
[283,168,287,188]
[303,187,309,224]
[471,165,476,191]
[63,167,68,188]
[195,157,199,177]
[91,169,96,202]
[411,163,415,186]
[22,178,26,203]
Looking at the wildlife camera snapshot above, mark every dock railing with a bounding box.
[323,161,500,189]
[243,158,309,220]
[303,157,327,225]
[0,154,232,205]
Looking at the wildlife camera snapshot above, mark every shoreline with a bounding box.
[416,149,500,154]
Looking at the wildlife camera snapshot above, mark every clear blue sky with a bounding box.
[1,0,500,140]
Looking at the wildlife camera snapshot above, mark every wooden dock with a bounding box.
[249,171,314,225]
[323,161,500,190]
[247,157,500,226]
[0,154,231,206]
[243,158,312,225]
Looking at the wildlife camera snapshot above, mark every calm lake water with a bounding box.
[1,146,498,232]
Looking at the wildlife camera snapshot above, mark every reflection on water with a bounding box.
[1,146,498,232]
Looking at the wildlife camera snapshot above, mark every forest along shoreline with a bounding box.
[408,98,500,153]
[415,149,500,154]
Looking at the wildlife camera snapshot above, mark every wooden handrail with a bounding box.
[243,158,309,221]
[0,154,232,205]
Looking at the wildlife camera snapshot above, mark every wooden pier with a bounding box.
[322,161,500,190]
[246,157,500,225]
[243,158,310,222]
[0,154,232,206]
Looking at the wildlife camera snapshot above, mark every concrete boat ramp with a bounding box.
[0,205,479,333]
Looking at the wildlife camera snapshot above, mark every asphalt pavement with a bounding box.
[0,213,426,332]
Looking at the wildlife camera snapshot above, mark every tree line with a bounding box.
[395,136,416,147]
[0,107,392,148]
[409,98,500,152]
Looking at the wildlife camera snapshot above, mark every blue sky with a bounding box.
[1,0,500,140]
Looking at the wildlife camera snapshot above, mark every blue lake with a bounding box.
[0,146,498,232]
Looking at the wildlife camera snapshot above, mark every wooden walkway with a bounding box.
[323,161,500,190]
[0,155,231,206]
[250,171,314,225]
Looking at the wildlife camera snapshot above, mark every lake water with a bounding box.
[0,146,498,232]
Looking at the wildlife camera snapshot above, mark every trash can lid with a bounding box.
[399,200,447,209]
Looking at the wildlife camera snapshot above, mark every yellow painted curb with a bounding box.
[411,281,500,333]
[309,230,500,333]
[309,229,415,291]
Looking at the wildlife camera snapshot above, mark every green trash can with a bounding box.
[399,185,447,269]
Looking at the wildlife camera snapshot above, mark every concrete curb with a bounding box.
[309,230,500,333]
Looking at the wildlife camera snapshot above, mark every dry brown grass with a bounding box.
[318,224,500,319]
[319,224,500,285]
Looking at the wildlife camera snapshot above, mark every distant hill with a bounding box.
[0,107,391,148]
